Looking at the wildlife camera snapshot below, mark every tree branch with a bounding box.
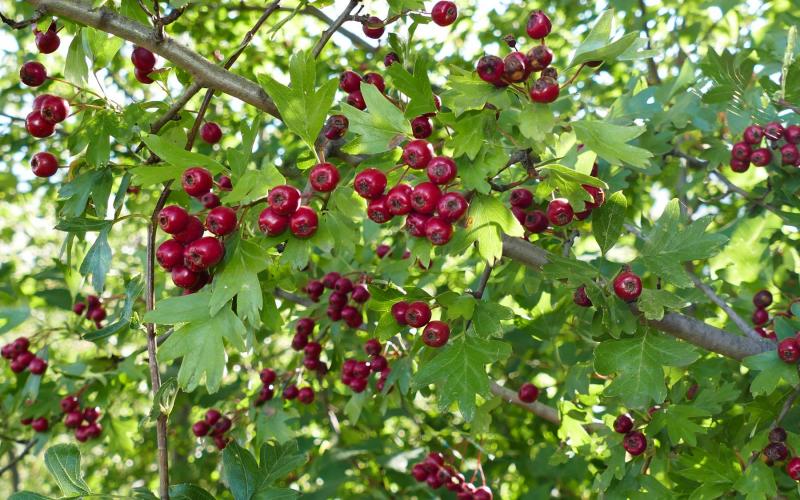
[312,0,360,58]
[0,8,44,29]
[0,440,36,477]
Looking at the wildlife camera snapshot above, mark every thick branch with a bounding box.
[25,0,280,119]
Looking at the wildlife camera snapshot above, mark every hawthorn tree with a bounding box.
[0,0,799,498]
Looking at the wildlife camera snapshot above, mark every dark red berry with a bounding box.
[268,185,301,216]
[477,55,505,86]
[291,333,309,351]
[367,196,393,224]
[200,192,221,209]
[412,115,433,139]
[503,51,529,82]
[765,442,789,462]
[20,61,47,87]
[347,90,366,110]
[431,1,458,26]
[158,205,190,234]
[769,427,788,443]
[289,206,318,238]
[526,10,552,39]
[61,395,79,413]
[31,417,49,432]
[205,206,237,236]
[510,189,533,208]
[260,368,277,385]
[614,414,634,433]
[171,266,201,289]
[31,151,58,177]
[283,384,300,400]
[351,285,370,303]
[324,114,349,140]
[204,409,222,426]
[392,302,409,325]
[340,71,362,93]
[384,52,400,67]
[35,23,60,54]
[547,198,574,226]
[192,421,210,437]
[362,16,385,39]
[182,167,213,197]
[524,210,549,233]
[134,67,154,84]
[743,125,764,145]
[623,431,647,456]
[411,182,442,214]
[751,148,773,166]
[781,143,799,166]
[184,236,224,269]
[425,217,453,246]
[323,272,341,289]
[258,208,289,236]
[64,411,82,428]
[403,140,434,169]
[40,95,69,124]
[297,387,315,404]
[518,382,539,403]
[376,244,391,258]
[305,280,324,297]
[778,338,800,363]
[364,339,382,356]
[173,216,204,244]
[426,156,457,185]
[29,357,48,375]
[527,45,553,72]
[26,111,55,138]
[342,306,363,328]
[731,141,752,161]
[405,301,432,328]
[200,122,222,144]
[217,176,233,191]
[764,122,784,141]
[437,192,469,222]
[386,184,413,215]
[573,286,592,307]
[296,317,315,336]
[788,457,800,480]
[72,302,86,316]
[405,212,430,237]
[730,158,750,173]
[529,77,559,103]
[363,72,386,93]
[213,416,232,435]
[613,271,643,302]
[754,290,773,308]
[310,162,340,192]
[785,125,800,145]
[131,46,156,71]
[752,307,769,326]
[354,168,387,199]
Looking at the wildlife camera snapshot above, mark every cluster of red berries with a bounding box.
[729,122,800,172]
[60,395,103,442]
[289,318,329,379]
[130,46,160,85]
[1,337,47,375]
[410,451,493,499]
[391,301,450,348]
[254,368,278,405]
[21,415,49,433]
[156,168,236,293]
[517,382,539,403]
[765,427,800,480]
[72,294,108,329]
[282,383,316,404]
[476,10,561,103]
[750,289,780,342]
[613,414,647,456]
[303,273,369,328]
[338,68,387,111]
[192,409,232,449]
[341,338,391,393]
[257,185,319,239]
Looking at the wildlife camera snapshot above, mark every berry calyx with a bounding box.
[354,168,387,199]
[309,162,340,192]
[31,151,59,177]
[289,206,319,238]
[405,301,432,328]
[20,61,47,87]
[205,206,237,236]
[623,431,647,456]
[546,198,574,226]
[778,338,800,363]
[200,122,223,145]
[258,208,289,236]
[526,10,552,39]
[518,382,539,403]
[613,414,634,434]
[613,271,643,302]
[182,167,213,197]
[431,1,458,26]
[158,205,190,234]
[268,185,301,216]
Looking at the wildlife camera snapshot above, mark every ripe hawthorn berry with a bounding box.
[268,185,301,215]
[405,301,432,328]
[510,189,533,208]
[182,167,213,197]
[260,368,277,385]
[613,271,643,302]
[363,72,386,93]
[530,76,559,103]
[613,414,634,434]
[778,338,800,363]
[35,23,60,54]
[131,47,156,71]
[200,192,221,209]
[526,10,552,39]
[324,114,349,140]
[173,216,205,244]
[476,55,505,86]
[431,1,458,26]
[367,196,393,224]
[405,212,430,237]
[752,307,769,326]
[765,442,789,462]
[26,111,55,138]
[352,285,371,303]
[623,430,647,456]
[347,90,366,110]
[730,158,750,173]
[392,301,410,325]
[411,182,442,214]
[527,45,553,72]
[518,382,539,403]
[437,192,469,222]
[184,236,224,269]
[364,339,382,356]
[743,125,764,145]
[781,143,799,166]
[205,206,237,236]
[158,205,190,234]
[769,427,788,443]
[258,208,289,236]
[785,125,800,145]
[20,61,47,87]
[289,206,319,238]
[339,71,362,93]
[297,387,315,404]
[411,115,433,139]
[751,148,772,167]
[764,122,785,141]
[547,198,574,226]
[503,51,529,82]
[426,156,457,185]
[200,122,223,144]
[403,140,435,169]
[787,457,800,480]
[40,95,69,124]
[384,52,400,67]
[573,286,592,307]
[731,142,752,161]
[425,216,453,246]
[362,16,385,39]
[31,152,58,177]
[387,184,413,215]
[753,290,773,308]
[309,162,340,192]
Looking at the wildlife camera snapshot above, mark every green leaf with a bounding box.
[386,53,436,118]
[413,336,511,421]
[54,217,112,232]
[709,212,783,286]
[591,191,627,254]
[64,30,89,85]
[445,71,512,117]
[573,120,652,169]
[743,351,800,396]
[637,288,687,320]
[59,170,106,218]
[222,167,285,205]
[0,306,30,334]
[85,28,123,68]
[141,134,225,175]
[44,444,91,496]
[340,83,411,154]
[733,461,776,500]
[157,304,246,393]
[144,291,212,324]
[223,441,260,500]
[169,484,216,500]
[449,110,493,160]
[648,404,710,446]
[84,277,143,341]
[538,164,608,212]
[464,195,525,264]
[258,51,338,154]
[594,330,699,407]
[258,440,307,486]
[210,238,269,325]
[470,301,513,338]
[639,199,729,288]
[79,226,112,292]
[568,10,643,68]
[518,102,555,142]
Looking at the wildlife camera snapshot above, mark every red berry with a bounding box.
[192,420,210,437]
[12,337,30,355]
[131,47,156,71]
[352,285,371,303]
[731,141,752,161]
[297,386,315,404]
[257,386,275,404]
[392,302,410,325]
[364,339,382,357]
[765,442,789,462]
[411,115,433,139]
[20,61,47,87]
[182,167,213,197]
[405,301,432,328]
[752,307,769,326]
[64,411,83,428]
[213,435,228,449]
[324,114,349,140]
[323,272,341,289]
[171,266,201,289]
[200,192,221,209]
[751,148,772,166]
[12,352,34,372]
[510,189,533,208]
[474,486,494,500]
[384,52,400,67]
[40,95,69,124]
[350,376,368,393]
[787,457,800,480]
[32,94,52,112]
[367,196,393,224]
[431,1,458,26]
[529,77,559,103]
[778,338,800,363]
[743,125,764,145]
[158,205,190,234]
[426,156,457,185]
[205,206,237,236]
[134,67,154,84]
[403,140,434,169]
[573,286,592,307]
[527,45,553,73]
[425,216,453,246]
[376,244,391,258]
[730,158,750,173]
[785,125,800,145]
[781,143,799,166]
[370,355,388,372]
[526,10,552,39]
[363,72,386,93]
[623,431,647,456]
[347,90,366,110]
[310,162,340,192]
[26,111,55,138]
[437,192,469,222]
[362,16,385,39]
[354,168,387,199]
[31,151,59,177]
[296,317,315,336]
[613,414,634,433]
[217,176,233,191]
[754,290,773,308]
[289,206,318,238]
[29,357,48,375]
[613,271,643,302]
[204,409,222,426]
[268,185,301,216]
[35,23,60,54]
[72,302,86,316]
[770,427,788,443]
[405,212,430,238]
[304,341,322,360]
[213,416,232,435]
[547,198,574,226]
[412,463,429,482]
[340,71,362,93]
[283,384,300,400]
[524,210,549,233]
[31,417,49,432]
[518,382,539,403]
[260,368,277,385]
[477,55,506,86]
[258,207,289,236]
[61,395,79,413]
[764,122,784,141]
[173,216,205,244]
[291,333,309,351]
[87,307,106,322]
[200,122,223,144]
[502,51,529,82]
[342,306,363,328]
[184,236,224,269]
[411,182,442,214]
[386,184,413,215]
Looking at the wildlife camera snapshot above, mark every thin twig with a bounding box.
[0,8,44,29]
[0,440,36,476]
[312,0,360,58]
